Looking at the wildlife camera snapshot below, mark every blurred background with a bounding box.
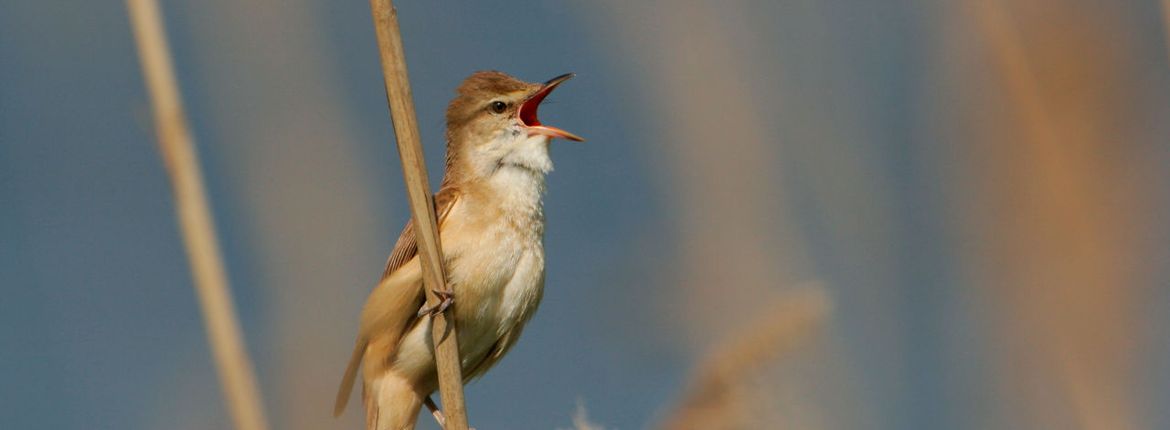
[3,0,1169,429]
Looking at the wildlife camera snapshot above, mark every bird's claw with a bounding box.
[417,288,455,317]
[425,396,475,430]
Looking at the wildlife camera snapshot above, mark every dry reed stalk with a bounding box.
[366,1,469,428]
[965,0,1147,428]
[125,0,270,429]
[660,287,831,430]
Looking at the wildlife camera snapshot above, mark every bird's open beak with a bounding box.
[518,73,584,142]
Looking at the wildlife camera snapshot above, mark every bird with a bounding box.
[333,70,584,430]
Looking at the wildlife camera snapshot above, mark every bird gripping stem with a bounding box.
[367,1,470,429]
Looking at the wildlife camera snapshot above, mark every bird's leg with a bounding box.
[422,396,476,430]
[416,288,455,317]
[424,396,446,427]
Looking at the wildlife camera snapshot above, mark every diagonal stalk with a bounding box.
[366,1,470,429]
[126,1,270,429]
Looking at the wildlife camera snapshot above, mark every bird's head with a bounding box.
[443,71,582,182]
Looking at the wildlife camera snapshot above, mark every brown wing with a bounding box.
[333,260,424,417]
[381,186,461,279]
[333,187,461,417]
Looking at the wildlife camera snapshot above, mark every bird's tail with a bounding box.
[334,338,366,417]
[364,373,425,430]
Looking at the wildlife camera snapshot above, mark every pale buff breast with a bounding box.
[389,165,548,386]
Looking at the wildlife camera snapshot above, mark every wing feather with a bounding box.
[333,188,461,416]
[381,187,461,278]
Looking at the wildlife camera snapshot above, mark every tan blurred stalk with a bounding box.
[173,0,388,428]
[959,0,1151,427]
[661,288,831,430]
[126,0,270,429]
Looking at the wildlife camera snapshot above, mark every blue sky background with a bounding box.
[3,0,1169,429]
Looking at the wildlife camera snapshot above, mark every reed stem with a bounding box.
[126,1,270,429]
[366,1,470,428]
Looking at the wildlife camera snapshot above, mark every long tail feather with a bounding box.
[334,338,366,416]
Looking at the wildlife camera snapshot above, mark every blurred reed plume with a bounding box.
[125,0,269,429]
[563,401,607,430]
[950,0,1156,427]
[660,287,832,430]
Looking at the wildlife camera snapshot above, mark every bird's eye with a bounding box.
[489,101,508,114]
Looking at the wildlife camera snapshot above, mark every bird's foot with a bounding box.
[424,396,475,430]
[417,288,455,317]
[425,396,446,427]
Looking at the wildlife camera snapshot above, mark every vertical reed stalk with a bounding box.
[126,1,270,429]
[366,1,470,429]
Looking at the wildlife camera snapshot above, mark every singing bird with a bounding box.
[334,71,584,430]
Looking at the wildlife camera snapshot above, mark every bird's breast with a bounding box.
[439,189,547,366]
[443,207,545,319]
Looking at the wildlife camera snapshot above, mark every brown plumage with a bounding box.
[334,71,582,430]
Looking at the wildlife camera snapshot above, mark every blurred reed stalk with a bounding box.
[366,1,469,428]
[963,0,1149,427]
[660,288,831,430]
[126,0,270,429]
[171,0,386,427]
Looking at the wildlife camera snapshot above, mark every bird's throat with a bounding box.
[447,128,553,182]
[485,161,548,217]
[496,133,553,175]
